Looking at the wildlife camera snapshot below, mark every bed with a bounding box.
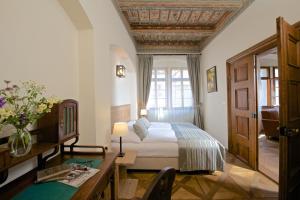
[111,105,225,172]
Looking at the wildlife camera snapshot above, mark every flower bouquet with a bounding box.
[0,80,60,157]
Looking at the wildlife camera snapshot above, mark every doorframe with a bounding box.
[227,36,277,170]
[227,21,300,171]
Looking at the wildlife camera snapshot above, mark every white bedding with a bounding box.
[143,128,177,143]
[111,142,178,157]
[111,121,178,157]
[148,122,172,130]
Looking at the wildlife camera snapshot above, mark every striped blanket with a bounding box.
[171,123,225,172]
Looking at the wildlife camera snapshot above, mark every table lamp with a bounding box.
[113,122,128,157]
[140,109,147,117]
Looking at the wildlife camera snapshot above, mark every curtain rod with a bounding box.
[136,53,202,55]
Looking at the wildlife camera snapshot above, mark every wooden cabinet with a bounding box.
[37,99,79,144]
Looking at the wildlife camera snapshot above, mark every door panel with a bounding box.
[277,17,300,200]
[229,55,257,168]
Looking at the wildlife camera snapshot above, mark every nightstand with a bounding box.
[115,151,138,200]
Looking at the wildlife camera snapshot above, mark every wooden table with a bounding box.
[0,151,117,200]
[115,151,138,200]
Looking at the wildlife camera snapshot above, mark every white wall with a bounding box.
[79,0,137,146]
[0,0,137,186]
[200,0,300,148]
[153,55,187,69]
[0,0,78,186]
[111,46,138,120]
[0,0,78,98]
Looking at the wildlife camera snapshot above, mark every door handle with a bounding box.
[280,127,300,137]
[251,112,257,119]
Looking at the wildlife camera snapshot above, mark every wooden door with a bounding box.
[228,55,257,169]
[277,17,300,200]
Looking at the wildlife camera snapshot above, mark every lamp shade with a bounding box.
[113,122,128,136]
[140,109,147,116]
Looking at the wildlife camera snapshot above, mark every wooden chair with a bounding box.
[135,167,176,200]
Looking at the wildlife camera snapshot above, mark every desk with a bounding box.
[115,151,138,200]
[0,152,117,200]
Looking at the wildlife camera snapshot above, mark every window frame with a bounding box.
[170,68,192,108]
[149,68,168,109]
[259,66,279,106]
[147,67,193,109]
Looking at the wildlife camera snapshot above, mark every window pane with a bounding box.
[260,80,268,106]
[157,70,165,79]
[260,68,269,78]
[275,97,279,106]
[275,87,279,97]
[172,70,181,78]
[183,70,189,78]
[151,70,155,78]
[172,81,182,108]
[184,99,193,107]
[183,81,192,107]
[274,68,279,78]
[274,80,279,88]
[147,82,156,108]
[157,98,166,108]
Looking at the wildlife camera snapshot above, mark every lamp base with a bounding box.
[118,152,125,157]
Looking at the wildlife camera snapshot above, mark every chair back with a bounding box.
[142,167,176,200]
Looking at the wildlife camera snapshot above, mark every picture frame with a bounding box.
[207,66,217,93]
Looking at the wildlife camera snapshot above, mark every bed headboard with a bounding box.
[111,104,131,127]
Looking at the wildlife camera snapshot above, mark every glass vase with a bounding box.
[8,128,32,157]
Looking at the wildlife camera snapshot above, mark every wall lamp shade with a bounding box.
[140,109,147,116]
[113,122,128,157]
[116,65,126,78]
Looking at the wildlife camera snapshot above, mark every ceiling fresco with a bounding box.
[113,0,253,53]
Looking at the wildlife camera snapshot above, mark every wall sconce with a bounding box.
[116,65,126,78]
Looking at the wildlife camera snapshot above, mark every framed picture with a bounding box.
[207,66,217,93]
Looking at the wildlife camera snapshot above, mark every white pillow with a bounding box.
[127,120,136,131]
[139,117,151,129]
[133,119,149,140]
[111,130,141,143]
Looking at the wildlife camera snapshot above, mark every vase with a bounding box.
[8,128,32,157]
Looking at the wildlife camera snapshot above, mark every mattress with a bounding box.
[111,142,178,158]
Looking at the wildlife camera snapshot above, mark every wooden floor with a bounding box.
[258,134,279,183]
[128,153,278,200]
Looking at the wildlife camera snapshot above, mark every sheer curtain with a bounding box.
[137,55,153,115]
[147,55,194,123]
[187,54,203,128]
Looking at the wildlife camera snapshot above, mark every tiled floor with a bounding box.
[128,153,278,200]
[258,134,279,183]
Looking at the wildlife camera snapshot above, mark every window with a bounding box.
[148,69,167,108]
[147,68,193,109]
[259,66,279,106]
[272,68,279,106]
[171,69,193,108]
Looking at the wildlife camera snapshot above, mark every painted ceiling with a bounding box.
[113,0,253,53]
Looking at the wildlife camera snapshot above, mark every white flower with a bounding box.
[47,97,60,105]
[0,108,14,119]
[37,104,47,114]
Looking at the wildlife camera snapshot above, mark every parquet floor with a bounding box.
[128,153,278,200]
[258,134,279,183]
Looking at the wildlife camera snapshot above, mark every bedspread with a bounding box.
[172,123,225,171]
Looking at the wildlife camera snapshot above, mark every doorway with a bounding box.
[228,17,300,199]
[256,48,279,183]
